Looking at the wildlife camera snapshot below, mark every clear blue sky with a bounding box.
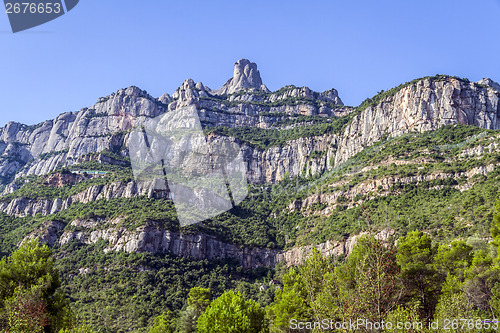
[1,0,499,126]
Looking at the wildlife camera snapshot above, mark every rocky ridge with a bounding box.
[0,59,348,185]
[0,179,170,218]
[290,163,498,217]
[2,61,500,270]
[1,72,497,188]
[335,77,500,165]
[25,217,394,269]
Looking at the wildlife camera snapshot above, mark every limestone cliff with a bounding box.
[24,217,394,269]
[335,77,500,165]
[0,179,170,217]
[1,74,497,188]
[0,60,347,185]
[2,61,500,270]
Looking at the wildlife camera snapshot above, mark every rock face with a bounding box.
[334,77,500,165]
[0,86,165,182]
[2,74,496,187]
[60,219,280,269]
[1,73,499,217]
[171,79,210,108]
[0,179,170,217]
[290,162,499,217]
[214,59,269,95]
[265,85,342,106]
[478,78,500,92]
[277,229,395,267]
[241,134,337,183]
[57,217,395,268]
[1,61,500,269]
[0,60,348,185]
[20,220,66,247]
[7,140,497,219]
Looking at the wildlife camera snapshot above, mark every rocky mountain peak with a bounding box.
[86,85,165,119]
[266,85,343,106]
[172,78,209,103]
[477,78,500,92]
[322,89,344,105]
[119,86,144,97]
[1,121,23,143]
[213,59,270,95]
[107,86,153,100]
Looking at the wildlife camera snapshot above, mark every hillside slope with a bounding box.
[0,60,499,331]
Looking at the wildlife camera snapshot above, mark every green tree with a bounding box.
[187,287,211,314]
[463,199,500,316]
[300,248,333,322]
[197,290,267,333]
[179,306,198,333]
[0,238,73,332]
[268,237,402,331]
[339,235,403,322]
[490,200,500,263]
[434,295,488,333]
[434,240,473,280]
[266,267,312,332]
[383,303,422,333]
[179,287,211,333]
[5,288,49,333]
[397,231,440,318]
[463,262,500,315]
[58,324,96,333]
[149,310,175,333]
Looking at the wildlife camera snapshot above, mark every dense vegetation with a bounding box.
[264,224,500,333]
[272,124,500,246]
[5,207,500,333]
[1,104,500,332]
[1,125,499,253]
[55,241,272,332]
[0,239,72,332]
[1,162,133,202]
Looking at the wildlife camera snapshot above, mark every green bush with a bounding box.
[197,290,268,333]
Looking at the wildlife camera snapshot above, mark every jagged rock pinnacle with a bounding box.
[213,59,269,95]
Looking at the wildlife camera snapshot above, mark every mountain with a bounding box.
[0,59,499,331]
[212,58,270,95]
[1,63,497,186]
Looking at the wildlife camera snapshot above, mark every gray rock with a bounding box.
[20,220,66,247]
[477,78,500,92]
[158,93,172,105]
[213,59,268,95]
[1,68,500,231]
[57,217,394,268]
[0,179,171,217]
[266,85,343,106]
[334,77,500,165]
